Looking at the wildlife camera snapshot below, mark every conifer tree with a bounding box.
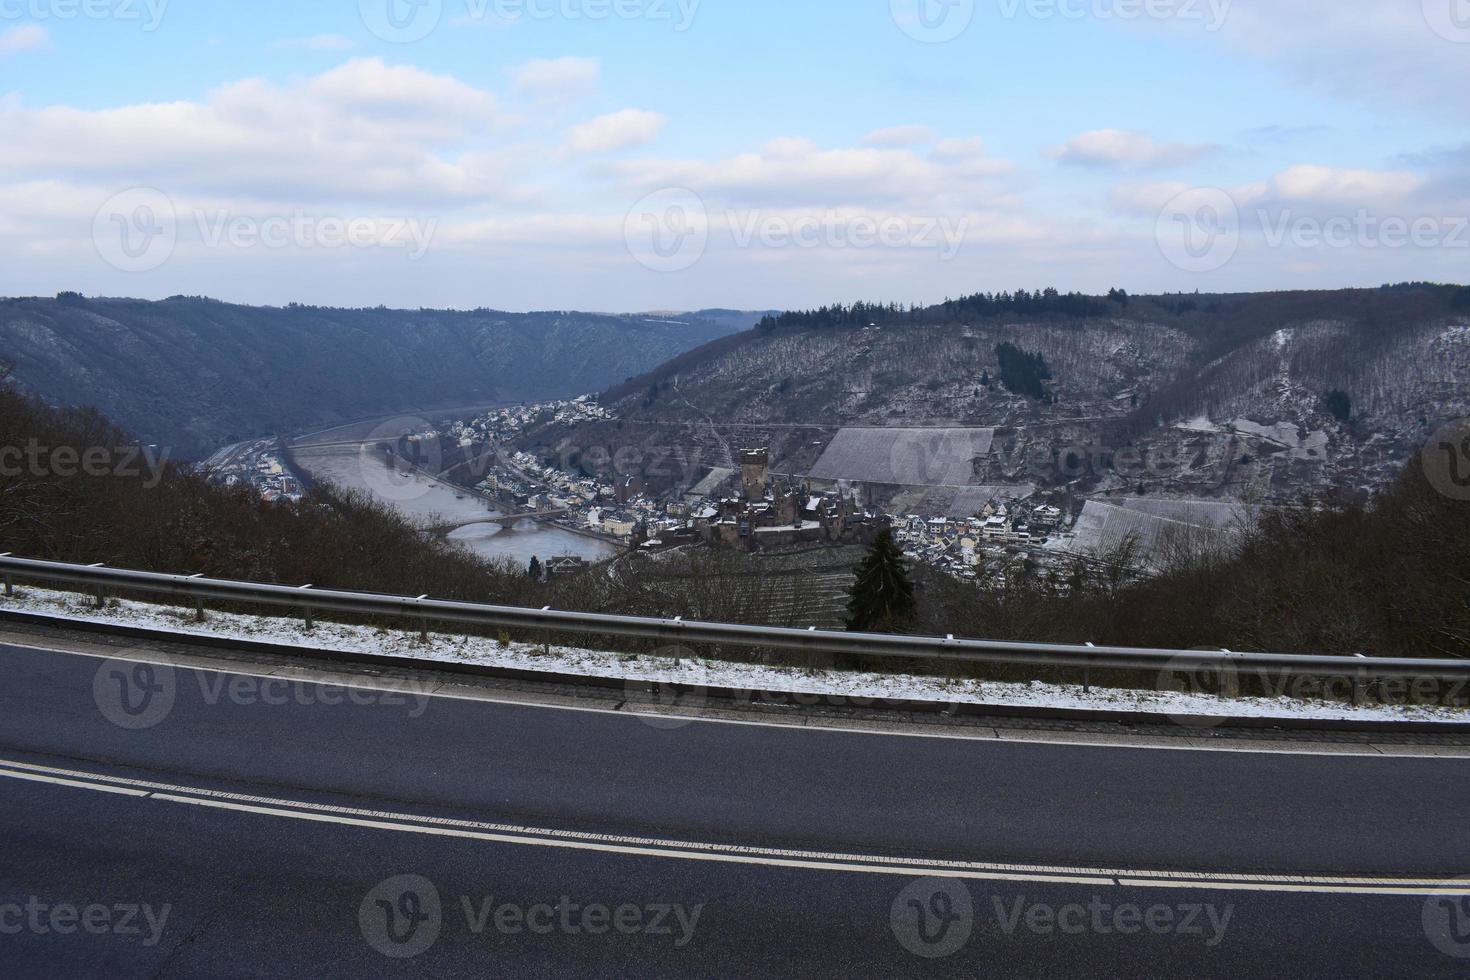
[845,529,917,632]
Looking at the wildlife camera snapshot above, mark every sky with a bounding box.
[1,0,1468,311]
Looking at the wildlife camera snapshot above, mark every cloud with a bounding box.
[1111,164,1428,215]
[9,46,1455,308]
[566,109,666,154]
[0,59,519,204]
[0,25,48,56]
[861,125,934,148]
[271,34,355,52]
[1262,164,1423,205]
[1049,129,1218,170]
[611,137,1015,210]
[511,57,600,100]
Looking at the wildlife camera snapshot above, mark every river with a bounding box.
[446,521,619,567]
[289,443,620,566]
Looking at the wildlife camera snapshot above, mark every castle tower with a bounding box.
[740,448,770,502]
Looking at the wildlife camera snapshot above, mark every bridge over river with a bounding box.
[423,509,572,534]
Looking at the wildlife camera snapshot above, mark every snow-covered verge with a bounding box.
[2,585,1467,725]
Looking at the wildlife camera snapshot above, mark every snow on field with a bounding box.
[1177,415,1220,434]
[809,427,996,487]
[2,586,1466,725]
[1230,419,1329,461]
[1045,497,1251,569]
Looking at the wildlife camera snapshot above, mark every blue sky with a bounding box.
[1,0,1467,310]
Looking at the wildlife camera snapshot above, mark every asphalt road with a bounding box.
[1,638,1467,978]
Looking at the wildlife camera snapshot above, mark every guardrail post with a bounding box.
[297,584,314,632]
[88,562,107,609]
[1220,650,1240,699]
[1084,643,1095,694]
[3,574,12,598]
[187,574,205,622]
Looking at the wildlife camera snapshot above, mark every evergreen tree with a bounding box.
[528,555,542,580]
[844,529,917,633]
[994,342,1052,400]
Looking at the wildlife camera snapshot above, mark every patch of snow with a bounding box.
[2,586,1466,725]
[1177,415,1220,433]
[1231,419,1328,459]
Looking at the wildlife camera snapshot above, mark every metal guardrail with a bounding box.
[2,554,1469,682]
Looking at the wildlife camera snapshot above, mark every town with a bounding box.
[200,437,305,504]
[199,397,1101,583]
[440,399,1085,580]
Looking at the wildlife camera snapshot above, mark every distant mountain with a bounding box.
[580,285,1470,504]
[687,309,783,333]
[0,295,743,455]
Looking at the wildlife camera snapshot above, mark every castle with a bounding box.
[699,449,887,551]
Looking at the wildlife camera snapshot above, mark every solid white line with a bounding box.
[0,757,1465,896]
[2,633,1467,759]
[0,766,149,797]
[151,793,1120,887]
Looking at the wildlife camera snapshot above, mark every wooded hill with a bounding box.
[0,295,746,456]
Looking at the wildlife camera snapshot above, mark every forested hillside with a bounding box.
[612,285,1469,427]
[0,295,740,456]
[590,284,1470,502]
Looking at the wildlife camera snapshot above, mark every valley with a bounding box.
[186,285,1470,605]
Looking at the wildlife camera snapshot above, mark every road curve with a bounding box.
[0,636,1467,978]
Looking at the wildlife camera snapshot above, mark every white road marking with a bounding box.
[0,766,149,797]
[0,756,1465,896]
[2,633,1468,759]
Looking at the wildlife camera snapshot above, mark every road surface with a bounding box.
[0,634,1467,978]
